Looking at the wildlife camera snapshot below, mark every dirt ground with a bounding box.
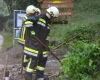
[0,44,67,80]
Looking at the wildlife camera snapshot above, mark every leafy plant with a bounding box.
[4,19,13,33]
[60,41,100,80]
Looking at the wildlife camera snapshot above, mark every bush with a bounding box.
[4,19,13,33]
[0,14,7,31]
[60,41,100,80]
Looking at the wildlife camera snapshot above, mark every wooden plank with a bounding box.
[41,3,74,9]
[59,11,74,16]
[43,0,72,3]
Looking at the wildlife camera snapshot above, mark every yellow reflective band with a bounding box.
[22,26,26,39]
[24,47,38,54]
[39,18,46,23]
[43,51,48,54]
[25,21,33,25]
[24,16,27,19]
[48,24,52,27]
[37,66,45,70]
[24,55,29,62]
[18,38,25,42]
[26,58,33,72]
[46,36,49,40]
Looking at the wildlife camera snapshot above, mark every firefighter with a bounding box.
[36,8,41,15]
[18,5,41,68]
[23,6,59,80]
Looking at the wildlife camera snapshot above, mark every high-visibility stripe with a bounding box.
[43,51,48,54]
[20,16,27,40]
[46,36,49,40]
[25,21,33,24]
[18,40,25,45]
[25,24,33,27]
[24,47,38,53]
[37,66,45,71]
[18,38,25,42]
[22,26,26,39]
[24,16,27,19]
[43,54,48,57]
[24,50,38,57]
[18,38,25,44]
[39,18,46,23]
[48,24,52,27]
[24,55,29,62]
[26,58,34,72]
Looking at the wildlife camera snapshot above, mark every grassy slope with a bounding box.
[0,32,13,51]
[73,0,100,24]
[49,0,100,44]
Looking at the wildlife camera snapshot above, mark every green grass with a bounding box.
[0,31,13,51]
[49,0,100,45]
[72,0,100,24]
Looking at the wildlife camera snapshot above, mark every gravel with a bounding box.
[0,44,67,80]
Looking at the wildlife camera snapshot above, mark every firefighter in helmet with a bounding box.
[18,5,41,68]
[23,6,59,80]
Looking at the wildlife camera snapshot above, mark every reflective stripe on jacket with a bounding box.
[24,14,51,53]
[18,16,28,45]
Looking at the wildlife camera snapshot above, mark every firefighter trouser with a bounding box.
[22,54,30,68]
[24,47,48,79]
[18,43,26,68]
[36,52,48,78]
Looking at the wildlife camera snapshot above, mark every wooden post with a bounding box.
[5,71,9,80]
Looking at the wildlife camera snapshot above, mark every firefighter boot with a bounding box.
[22,62,28,68]
[44,75,49,80]
[24,72,32,80]
[37,76,49,80]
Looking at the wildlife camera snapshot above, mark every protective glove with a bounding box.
[45,38,49,51]
[46,47,50,51]
[45,40,49,46]
[30,31,35,36]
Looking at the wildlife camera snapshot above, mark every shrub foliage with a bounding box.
[60,41,100,80]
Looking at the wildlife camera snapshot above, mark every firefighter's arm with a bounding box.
[26,16,38,23]
[25,16,38,28]
[24,20,33,28]
[45,36,49,46]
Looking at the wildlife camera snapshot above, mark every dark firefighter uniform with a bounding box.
[18,15,29,67]
[18,15,31,68]
[24,14,51,79]
[18,16,28,46]
[18,15,36,68]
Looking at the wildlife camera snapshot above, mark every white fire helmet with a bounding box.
[26,5,37,14]
[46,6,59,18]
[36,8,41,14]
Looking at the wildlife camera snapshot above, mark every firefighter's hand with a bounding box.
[45,40,49,46]
[30,31,35,36]
[47,47,50,51]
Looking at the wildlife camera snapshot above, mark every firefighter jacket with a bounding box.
[18,15,28,46]
[24,14,51,57]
